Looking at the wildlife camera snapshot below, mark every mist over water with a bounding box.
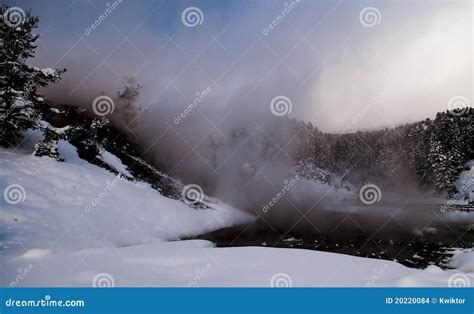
[19,0,473,234]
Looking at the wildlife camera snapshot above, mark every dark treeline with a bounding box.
[289,109,473,197]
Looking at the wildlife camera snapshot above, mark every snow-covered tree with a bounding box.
[66,109,108,162]
[0,5,65,148]
[33,127,62,160]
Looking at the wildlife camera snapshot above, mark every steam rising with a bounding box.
[22,0,473,234]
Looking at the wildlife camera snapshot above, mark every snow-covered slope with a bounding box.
[0,143,252,257]
[1,144,473,287]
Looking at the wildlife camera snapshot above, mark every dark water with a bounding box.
[193,220,474,269]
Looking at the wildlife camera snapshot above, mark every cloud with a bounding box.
[309,2,472,131]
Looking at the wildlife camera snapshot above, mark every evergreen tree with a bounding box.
[0,5,65,147]
[68,113,108,162]
[33,127,62,160]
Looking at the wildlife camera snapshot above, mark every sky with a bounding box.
[6,0,472,133]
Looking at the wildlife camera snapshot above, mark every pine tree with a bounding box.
[33,128,62,160]
[67,114,108,163]
[0,5,65,147]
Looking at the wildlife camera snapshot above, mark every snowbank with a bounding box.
[448,250,474,273]
[3,240,473,287]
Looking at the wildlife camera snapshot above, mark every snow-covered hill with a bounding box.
[1,141,473,287]
[0,140,253,249]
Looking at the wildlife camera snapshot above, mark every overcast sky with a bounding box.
[7,0,473,131]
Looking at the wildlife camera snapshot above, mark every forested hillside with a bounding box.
[290,109,473,196]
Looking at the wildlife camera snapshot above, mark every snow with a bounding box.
[3,240,473,287]
[283,237,302,242]
[99,149,133,178]
[32,67,57,77]
[0,144,252,251]
[448,251,474,273]
[13,98,27,108]
[456,160,474,199]
[37,120,70,135]
[1,146,473,287]
[41,68,56,76]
